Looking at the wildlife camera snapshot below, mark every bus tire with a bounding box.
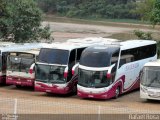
[115,87,120,99]
[16,85,21,88]
[72,85,77,93]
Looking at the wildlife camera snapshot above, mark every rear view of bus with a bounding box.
[6,50,39,87]
[140,60,160,100]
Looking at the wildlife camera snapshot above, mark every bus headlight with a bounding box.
[140,86,147,93]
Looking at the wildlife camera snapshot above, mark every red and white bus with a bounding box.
[0,43,46,84]
[35,38,118,94]
[77,40,157,99]
[6,49,40,88]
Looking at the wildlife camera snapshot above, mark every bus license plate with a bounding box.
[46,90,51,93]
[88,95,94,98]
[16,82,21,84]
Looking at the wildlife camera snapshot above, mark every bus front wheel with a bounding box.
[115,87,120,99]
[72,85,77,93]
[16,85,22,88]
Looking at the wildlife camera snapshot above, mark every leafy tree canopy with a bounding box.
[151,0,160,25]
[135,0,156,21]
[0,0,52,43]
[36,0,138,19]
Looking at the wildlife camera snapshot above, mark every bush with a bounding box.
[134,30,153,40]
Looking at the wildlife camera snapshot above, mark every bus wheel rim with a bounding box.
[115,87,120,98]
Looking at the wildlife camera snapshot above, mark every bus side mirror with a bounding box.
[64,66,68,78]
[29,63,35,74]
[72,63,79,75]
[106,64,116,79]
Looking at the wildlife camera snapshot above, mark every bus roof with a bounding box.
[120,40,156,50]
[144,60,160,67]
[42,37,119,51]
[82,40,156,56]
[9,49,40,55]
[87,40,156,50]
[84,45,120,55]
[0,43,49,53]
[0,42,15,47]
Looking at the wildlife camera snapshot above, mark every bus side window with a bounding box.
[2,52,8,71]
[111,51,119,63]
[119,55,134,68]
[119,58,126,68]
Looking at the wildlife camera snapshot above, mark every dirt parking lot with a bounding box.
[42,21,159,42]
[0,21,160,115]
[0,85,160,114]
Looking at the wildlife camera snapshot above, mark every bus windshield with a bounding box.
[80,51,111,67]
[7,54,35,72]
[36,64,66,84]
[38,48,69,65]
[7,56,21,71]
[141,67,160,88]
[78,69,111,88]
[20,58,34,72]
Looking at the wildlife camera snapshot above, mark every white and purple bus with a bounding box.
[35,38,118,94]
[77,40,157,99]
[140,60,160,100]
[6,49,40,88]
[0,43,46,85]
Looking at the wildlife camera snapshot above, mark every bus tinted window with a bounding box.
[20,58,34,72]
[119,55,134,68]
[38,48,69,65]
[119,44,156,67]
[111,51,119,64]
[80,51,111,67]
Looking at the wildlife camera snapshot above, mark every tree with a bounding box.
[0,0,52,43]
[135,0,156,21]
[35,0,138,19]
[151,0,160,25]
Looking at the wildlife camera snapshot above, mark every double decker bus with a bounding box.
[77,40,157,99]
[140,60,160,100]
[35,37,118,94]
[0,43,47,84]
[6,49,40,88]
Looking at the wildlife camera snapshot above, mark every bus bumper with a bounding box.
[140,86,160,100]
[35,82,72,94]
[6,76,34,87]
[77,90,110,99]
[77,86,116,100]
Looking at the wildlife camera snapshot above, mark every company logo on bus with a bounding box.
[125,63,139,71]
